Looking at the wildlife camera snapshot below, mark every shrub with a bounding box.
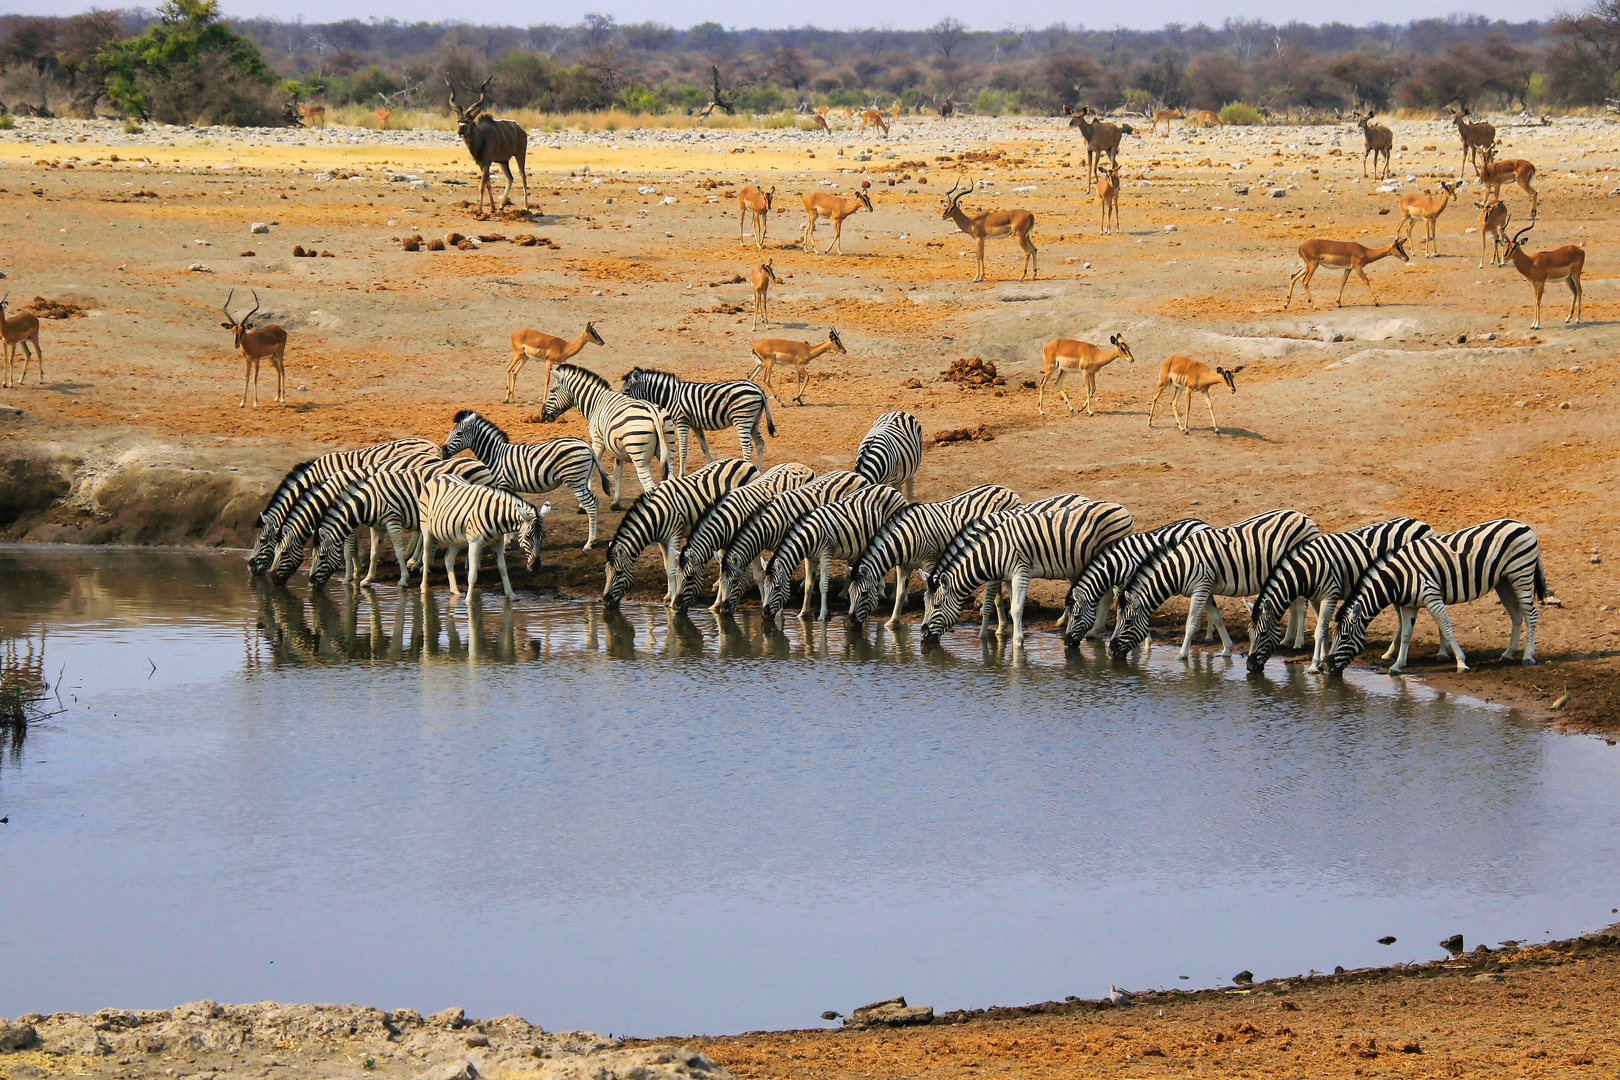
[99,0,284,124]
[1219,102,1263,125]
[0,114,13,130]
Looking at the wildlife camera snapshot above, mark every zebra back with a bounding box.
[605,458,758,598]
[544,363,669,470]
[852,410,923,488]
[310,458,492,587]
[419,476,543,547]
[681,463,816,579]
[924,492,1092,594]
[766,485,910,596]
[1063,518,1209,639]
[496,437,608,495]
[717,471,868,603]
[622,367,767,433]
[851,484,1023,588]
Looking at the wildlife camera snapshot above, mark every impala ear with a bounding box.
[1231,366,1245,374]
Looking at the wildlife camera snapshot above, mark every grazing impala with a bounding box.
[1477,199,1510,268]
[219,289,287,408]
[1396,180,1460,258]
[1478,145,1538,215]
[1448,106,1496,172]
[748,328,846,404]
[859,108,889,136]
[1038,333,1134,416]
[296,103,325,128]
[1502,223,1584,330]
[941,177,1037,283]
[1148,356,1244,436]
[1150,108,1182,134]
[1358,111,1393,179]
[1097,162,1121,234]
[750,260,780,328]
[800,188,873,255]
[1284,235,1410,309]
[0,293,42,389]
[508,321,604,403]
[738,184,775,249]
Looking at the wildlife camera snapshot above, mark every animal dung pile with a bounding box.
[291,246,321,258]
[934,425,995,444]
[940,357,1005,388]
[401,236,421,251]
[239,250,256,257]
[514,234,559,249]
[425,238,446,251]
[445,232,466,245]
[24,296,86,319]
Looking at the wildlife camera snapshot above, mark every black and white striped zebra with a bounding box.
[1326,519,1546,675]
[249,438,442,575]
[714,470,869,612]
[1060,518,1210,645]
[307,457,495,590]
[846,484,1023,629]
[852,410,923,502]
[1246,517,1434,674]
[1108,509,1320,660]
[603,457,759,606]
[674,462,816,611]
[540,362,671,511]
[619,367,776,474]
[443,410,611,550]
[415,475,550,600]
[921,501,1134,645]
[761,485,910,622]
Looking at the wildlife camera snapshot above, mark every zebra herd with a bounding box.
[246,403,1547,676]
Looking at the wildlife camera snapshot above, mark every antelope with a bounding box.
[859,108,889,136]
[447,76,529,215]
[219,289,287,408]
[1448,106,1496,172]
[1097,162,1121,234]
[738,185,775,248]
[0,293,43,389]
[748,329,846,405]
[375,106,391,130]
[1478,145,1538,215]
[889,102,902,122]
[296,103,325,128]
[1150,108,1182,134]
[1284,235,1411,309]
[1358,111,1393,179]
[1396,180,1460,258]
[800,188,873,255]
[941,177,1037,283]
[1194,109,1223,127]
[750,260,780,328]
[1069,107,1122,182]
[1477,199,1510,268]
[843,106,857,119]
[1147,357,1244,436]
[811,113,831,134]
[1502,223,1584,330]
[507,321,604,404]
[1038,333,1134,416]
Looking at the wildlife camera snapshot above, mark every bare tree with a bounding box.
[930,17,969,61]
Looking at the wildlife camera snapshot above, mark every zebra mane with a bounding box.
[460,410,510,443]
[1336,546,1408,623]
[555,363,609,392]
[621,365,678,381]
[850,502,930,582]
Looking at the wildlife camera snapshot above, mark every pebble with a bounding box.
[250,222,269,234]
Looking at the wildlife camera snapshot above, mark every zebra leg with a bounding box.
[1179,586,1214,659]
[978,584,999,641]
[887,569,909,629]
[1089,591,1113,640]
[1308,598,1338,673]
[449,543,467,599]
[819,553,833,622]
[632,458,659,500]
[663,536,679,606]
[418,537,433,597]
[1207,600,1234,656]
[692,427,716,465]
[494,538,517,601]
[1425,595,1468,672]
[798,558,814,618]
[1287,597,1308,649]
[571,479,600,552]
[610,458,626,511]
[1009,569,1032,646]
[674,422,690,478]
[903,475,915,504]
[383,524,412,588]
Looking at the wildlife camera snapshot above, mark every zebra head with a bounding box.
[1324,600,1370,675]
[846,568,883,626]
[672,562,702,612]
[1061,584,1101,646]
[540,373,577,423]
[268,531,306,585]
[713,556,751,615]
[601,538,637,606]
[1245,595,1289,674]
[1107,595,1153,658]
[517,502,550,572]
[443,409,480,456]
[920,580,965,640]
[247,526,279,576]
[619,367,648,398]
[308,525,347,590]
[759,564,794,623]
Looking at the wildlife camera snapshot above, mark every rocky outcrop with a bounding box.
[842,997,935,1029]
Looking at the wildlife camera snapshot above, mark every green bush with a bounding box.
[0,114,13,130]
[99,0,284,124]
[1219,102,1263,125]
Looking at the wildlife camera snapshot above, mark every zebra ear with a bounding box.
[538,501,553,519]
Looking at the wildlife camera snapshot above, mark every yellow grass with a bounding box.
[322,104,797,133]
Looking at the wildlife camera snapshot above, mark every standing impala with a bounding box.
[219,289,287,408]
[1147,356,1244,436]
[507,321,604,403]
[1096,163,1121,234]
[1448,106,1496,173]
[1358,112,1393,179]
[941,178,1037,283]
[1396,180,1460,258]
[1069,107,1123,182]
[1038,333,1134,416]
[1477,199,1510,268]
[750,260,780,328]
[737,184,775,249]
[800,188,873,255]
[1150,108,1182,134]
[1284,235,1410,309]
[1502,224,1583,330]
[0,294,43,389]
[1478,145,1538,215]
[748,328,846,405]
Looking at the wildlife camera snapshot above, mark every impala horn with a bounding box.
[221,288,238,326]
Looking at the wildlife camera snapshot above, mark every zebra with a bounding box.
[540,362,671,511]
[249,438,442,574]
[846,484,1023,629]
[1060,518,1210,645]
[852,410,923,502]
[714,470,869,613]
[1246,517,1434,674]
[603,458,759,607]
[921,501,1134,645]
[307,457,494,590]
[673,462,816,610]
[269,458,456,585]
[415,475,550,600]
[1326,519,1547,676]
[619,367,776,474]
[761,485,910,622]
[1109,509,1321,660]
[443,410,611,550]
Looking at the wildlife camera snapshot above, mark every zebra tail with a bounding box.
[1533,555,1548,602]
[763,395,776,438]
[594,455,612,497]
[656,408,672,481]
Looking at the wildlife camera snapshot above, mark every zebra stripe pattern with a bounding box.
[620,367,776,474]
[444,410,610,550]
[416,475,550,600]
[847,484,1023,628]
[852,410,923,502]
[674,462,816,610]
[761,485,910,621]
[1246,517,1433,674]
[1109,509,1321,659]
[604,457,759,606]
[922,502,1134,645]
[1061,518,1210,645]
[715,470,869,612]
[1327,519,1546,675]
[541,363,671,510]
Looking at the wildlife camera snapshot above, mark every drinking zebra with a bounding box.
[852,410,923,502]
[443,410,611,550]
[761,485,910,622]
[714,471,869,613]
[619,367,776,474]
[846,484,1023,629]
[603,458,759,607]
[1246,517,1434,674]
[540,362,671,510]
[415,476,550,600]
[922,501,1134,645]
[674,462,816,611]
[1109,509,1321,659]
[1061,518,1210,645]
[1326,519,1546,675]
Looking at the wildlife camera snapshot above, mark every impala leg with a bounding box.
[1054,369,1073,413]
[1356,266,1380,307]
[1147,384,1165,428]
[274,348,286,404]
[975,238,986,283]
[1530,280,1545,330]
[1335,267,1352,307]
[506,351,525,403]
[240,356,251,408]
[1037,368,1050,414]
[1204,390,1221,437]
[1083,369,1097,416]
[1568,275,1582,325]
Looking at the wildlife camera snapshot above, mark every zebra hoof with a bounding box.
[1522,656,1537,666]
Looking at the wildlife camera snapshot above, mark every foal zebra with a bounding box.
[921,502,1134,645]
[619,367,776,474]
[540,363,671,511]
[1326,519,1546,675]
[1060,518,1210,645]
[415,476,550,600]
[603,458,759,607]
[761,485,909,622]
[674,462,816,610]
[714,470,869,612]
[852,410,923,502]
[846,484,1023,629]
[443,410,610,550]
[1246,517,1434,674]
[1109,509,1320,659]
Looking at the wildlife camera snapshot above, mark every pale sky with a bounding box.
[0,0,1569,29]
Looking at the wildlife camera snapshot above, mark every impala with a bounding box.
[1038,333,1134,416]
[1358,111,1393,179]
[1284,236,1410,309]
[1150,108,1183,134]
[296,103,326,128]
[1097,162,1120,234]
[1396,180,1460,258]
[1148,356,1243,436]
[219,289,288,408]
[738,184,775,249]
[1194,109,1223,127]
[508,321,604,403]
[1069,106,1123,182]
[941,177,1037,283]
[748,329,846,405]
[1476,199,1510,268]
[0,293,42,389]
[1448,106,1496,172]
[1478,145,1538,215]
[1502,224,1584,330]
[750,260,780,328]
[800,189,873,255]
[859,108,889,136]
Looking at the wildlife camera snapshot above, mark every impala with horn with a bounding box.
[447,76,529,215]
[219,289,288,408]
[940,178,1037,283]
[1502,221,1584,330]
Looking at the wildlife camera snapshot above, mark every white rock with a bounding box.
[250,222,269,234]
[186,263,211,272]
[1164,223,1177,232]
[638,185,658,194]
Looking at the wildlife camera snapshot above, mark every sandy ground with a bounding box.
[0,112,1616,739]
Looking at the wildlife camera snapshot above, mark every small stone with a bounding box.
[1485,332,1496,340]
[1232,185,1249,195]
[1591,554,1602,564]
[1164,223,1177,232]
[1083,261,1091,269]
[250,222,269,234]
[1440,934,1464,953]
[1269,188,1286,198]
[820,1011,840,1021]
[1473,972,1503,983]
[426,1007,466,1029]
[464,1033,490,1048]
[1233,970,1254,985]
[186,262,210,272]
